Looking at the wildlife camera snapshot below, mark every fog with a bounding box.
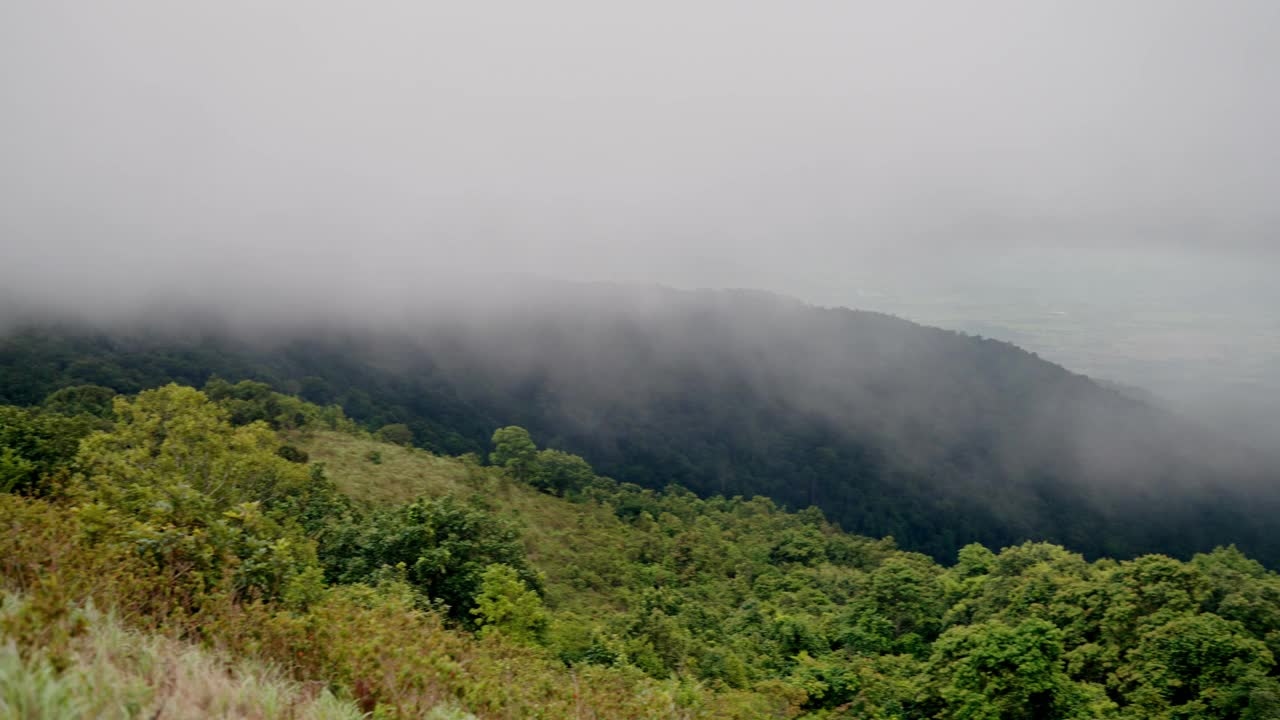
[3,1,1278,444]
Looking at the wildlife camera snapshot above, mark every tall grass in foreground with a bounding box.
[0,593,374,720]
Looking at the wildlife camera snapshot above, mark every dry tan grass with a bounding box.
[0,594,364,720]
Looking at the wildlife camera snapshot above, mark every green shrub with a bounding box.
[320,496,536,623]
[471,564,549,644]
[376,423,414,447]
[276,444,310,463]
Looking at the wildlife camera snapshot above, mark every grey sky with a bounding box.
[3,0,1279,295]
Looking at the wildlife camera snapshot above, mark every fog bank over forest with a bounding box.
[4,1,1279,445]
[5,245,1277,453]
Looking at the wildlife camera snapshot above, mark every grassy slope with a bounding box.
[0,595,376,720]
[295,430,637,618]
[1,485,747,720]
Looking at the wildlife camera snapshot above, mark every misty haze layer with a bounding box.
[3,281,1276,565]
[4,1,1278,447]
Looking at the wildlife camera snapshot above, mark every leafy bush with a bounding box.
[531,448,596,496]
[0,406,99,494]
[40,385,117,420]
[319,496,537,623]
[470,563,549,644]
[376,423,414,447]
[74,385,327,604]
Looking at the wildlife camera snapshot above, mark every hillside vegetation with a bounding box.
[3,284,1276,566]
[3,381,1280,718]
[0,595,367,720]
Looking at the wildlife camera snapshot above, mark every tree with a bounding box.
[471,563,549,644]
[930,618,1112,720]
[0,405,99,494]
[1116,613,1280,719]
[319,495,537,623]
[377,423,415,447]
[203,378,284,427]
[866,554,946,649]
[530,448,595,495]
[73,385,325,604]
[0,447,36,494]
[41,384,116,418]
[490,426,537,481]
[79,384,312,511]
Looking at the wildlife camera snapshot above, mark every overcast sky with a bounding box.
[2,0,1278,299]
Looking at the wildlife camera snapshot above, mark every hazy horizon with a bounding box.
[3,1,1278,445]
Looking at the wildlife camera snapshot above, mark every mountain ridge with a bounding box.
[1,281,1275,565]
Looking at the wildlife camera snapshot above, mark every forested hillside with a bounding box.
[3,283,1276,565]
[3,381,1279,718]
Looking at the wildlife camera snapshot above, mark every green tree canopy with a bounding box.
[41,384,117,419]
[490,426,537,481]
[73,384,326,604]
[471,563,549,644]
[377,423,415,446]
[531,448,595,495]
[319,495,537,623]
[0,405,100,494]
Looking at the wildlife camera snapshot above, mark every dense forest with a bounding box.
[3,284,1277,566]
[3,380,1280,718]
[6,0,1277,716]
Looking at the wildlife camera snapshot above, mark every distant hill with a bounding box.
[2,281,1276,564]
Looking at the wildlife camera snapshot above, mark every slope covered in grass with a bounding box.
[3,383,1280,718]
[295,429,641,617]
[0,594,369,720]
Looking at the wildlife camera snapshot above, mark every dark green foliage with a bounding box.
[0,404,99,494]
[275,444,309,463]
[1117,613,1275,719]
[203,377,349,430]
[273,463,351,538]
[319,495,538,623]
[204,378,283,425]
[531,448,596,495]
[376,423,414,446]
[532,471,1280,715]
[40,384,116,419]
[929,618,1098,720]
[490,428,599,496]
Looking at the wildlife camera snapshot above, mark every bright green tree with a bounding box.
[74,384,325,604]
[471,563,549,644]
[1116,612,1280,719]
[930,618,1114,720]
[78,384,312,510]
[490,426,537,481]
